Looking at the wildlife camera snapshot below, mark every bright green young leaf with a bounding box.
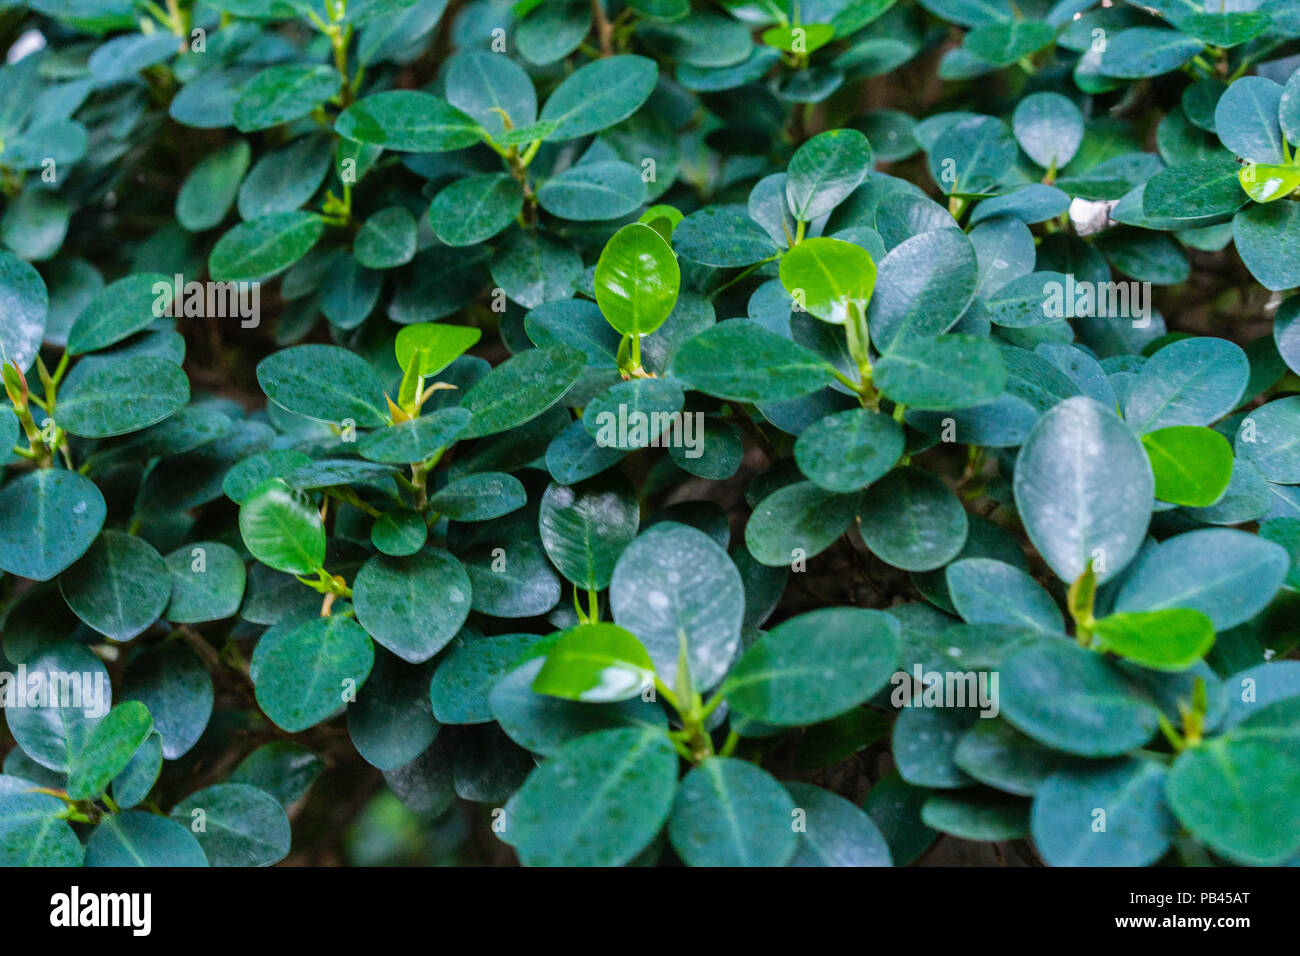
[593,222,681,337]
[1141,425,1233,506]
[532,623,655,703]
[66,701,153,801]
[394,323,481,377]
[1093,608,1215,672]
[778,237,876,324]
[238,477,326,575]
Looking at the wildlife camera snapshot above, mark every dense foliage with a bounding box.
[1,0,1299,868]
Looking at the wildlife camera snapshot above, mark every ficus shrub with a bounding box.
[0,0,1298,870]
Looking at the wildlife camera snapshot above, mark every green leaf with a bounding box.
[744,480,863,567]
[87,32,179,82]
[922,791,1029,841]
[1232,200,1300,292]
[4,644,111,774]
[223,449,313,504]
[873,334,1006,410]
[1168,697,1300,865]
[251,614,374,732]
[256,343,388,427]
[1141,425,1233,506]
[538,55,658,141]
[532,623,655,703]
[112,733,162,809]
[0,791,82,866]
[169,783,291,866]
[1032,758,1176,866]
[0,469,105,581]
[347,650,439,771]
[778,237,876,324]
[726,607,900,725]
[1099,27,1204,79]
[538,473,640,590]
[237,133,334,220]
[1114,527,1288,630]
[537,160,647,221]
[238,477,326,575]
[464,540,562,618]
[371,507,427,556]
[123,640,213,760]
[357,407,472,463]
[668,758,797,867]
[964,20,1055,67]
[1214,75,1285,164]
[1282,66,1300,146]
[1124,337,1248,434]
[1093,608,1215,672]
[354,206,418,269]
[582,377,684,449]
[429,632,536,724]
[85,811,207,867]
[429,472,525,521]
[335,90,482,151]
[210,211,324,282]
[445,48,536,137]
[1013,396,1153,584]
[231,742,324,808]
[954,719,1083,797]
[491,658,669,756]
[1174,10,1270,47]
[428,173,524,246]
[66,701,152,801]
[234,63,341,132]
[165,541,246,623]
[793,408,904,492]
[177,140,250,232]
[57,356,189,438]
[927,115,1016,196]
[508,726,677,866]
[674,206,779,267]
[319,257,381,329]
[999,640,1160,757]
[610,524,744,692]
[786,781,892,866]
[867,229,978,351]
[1143,156,1245,219]
[0,250,48,372]
[60,531,170,641]
[671,320,836,402]
[516,0,592,65]
[353,549,471,663]
[594,222,681,337]
[858,466,969,572]
[459,345,584,438]
[762,23,835,53]
[947,558,1064,633]
[1012,92,1083,169]
[1238,162,1300,203]
[394,323,481,377]
[491,230,583,308]
[785,129,872,222]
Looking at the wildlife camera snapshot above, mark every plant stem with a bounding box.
[591,0,614,56]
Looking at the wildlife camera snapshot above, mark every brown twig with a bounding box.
[592,0,613,57]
